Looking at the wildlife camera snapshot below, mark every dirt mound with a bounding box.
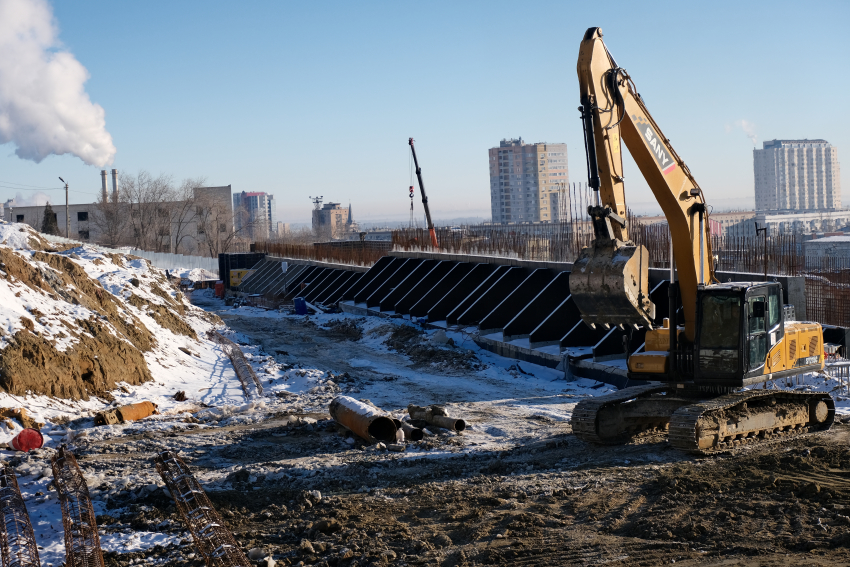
[0,224,52,251]
[0,236,208,399]
[382,324,482,371]
[127,294,197,339]
[0,323,152,399]
[322,318,363,341]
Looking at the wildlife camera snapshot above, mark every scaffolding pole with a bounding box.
[51,447,105,567]
[154,451,250,567]
[0,464,40,567]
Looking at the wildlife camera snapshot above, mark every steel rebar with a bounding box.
[0,464,40,567]
[207,331,263,398]
[154,451,250,567]
[51,447,105,567]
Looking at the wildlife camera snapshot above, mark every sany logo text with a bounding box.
[632,115,676,175]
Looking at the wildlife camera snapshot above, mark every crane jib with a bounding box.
[632,114,677,175]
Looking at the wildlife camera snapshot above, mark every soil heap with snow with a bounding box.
[0,221,218,400]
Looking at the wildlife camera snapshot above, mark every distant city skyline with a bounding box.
[0,1,847,224]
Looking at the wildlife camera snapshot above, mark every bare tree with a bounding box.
[271,226,314,245]
[171,176,206,254]
[196,196,253,258]
[120,171,174,252]
[90,187,128,247]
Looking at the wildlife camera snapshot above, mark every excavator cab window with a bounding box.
[768,289,781,329]
[747,295,768,373]
[767,285,784,349]
[696,292,741,377]
[699,294,741,349]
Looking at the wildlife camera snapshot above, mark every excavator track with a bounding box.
[572,384,676,444]
[669,390,835,455]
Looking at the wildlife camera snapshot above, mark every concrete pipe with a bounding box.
[329,396,397,444]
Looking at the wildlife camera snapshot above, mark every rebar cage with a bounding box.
[0,464,40,567]
[51,447,105,567]
[154,451,250,567]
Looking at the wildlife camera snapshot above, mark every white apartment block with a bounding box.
[754,139,840,212]
[489,138,568,224]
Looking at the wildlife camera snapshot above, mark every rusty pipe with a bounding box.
[408,404,466,432]
[399,422,424,441]
[329,396,397,444]
[94,401,158,426]
[428,415,466,431]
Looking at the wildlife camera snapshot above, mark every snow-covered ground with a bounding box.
[171,267,218,281]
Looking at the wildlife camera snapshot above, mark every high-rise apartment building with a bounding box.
[754,139,840,212]
[233,191,277,240]
[489,138,568,224]
[312,202,350,240]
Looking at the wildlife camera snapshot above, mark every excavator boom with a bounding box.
[574,27,714,341]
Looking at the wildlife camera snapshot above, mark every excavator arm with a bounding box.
[573,27,714,342]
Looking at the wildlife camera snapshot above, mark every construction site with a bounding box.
[2,21,850,567]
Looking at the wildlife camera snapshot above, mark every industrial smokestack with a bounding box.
[100,170,108,202]
[111,169,118,203]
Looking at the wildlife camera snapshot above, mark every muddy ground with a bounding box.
[74,310,850,566]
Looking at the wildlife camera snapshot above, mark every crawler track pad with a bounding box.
[670,390,835,454]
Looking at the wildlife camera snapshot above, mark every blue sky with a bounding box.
[1,0,848,224]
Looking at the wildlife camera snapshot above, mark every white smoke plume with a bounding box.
[0,0,116,167]
[725,119,758,146]
[8,191,51,207]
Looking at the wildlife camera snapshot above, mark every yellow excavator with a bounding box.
[570,28,834,454]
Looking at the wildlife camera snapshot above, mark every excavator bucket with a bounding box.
[571,239,655,329]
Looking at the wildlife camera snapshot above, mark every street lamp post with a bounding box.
[58,177,69,237]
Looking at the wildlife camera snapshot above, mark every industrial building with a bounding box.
[640,210,757,237]
[639,208,850,237]
[489,138,569,224]
[233,191,277,241]
[6,176,235,255]
[754,139,841,212]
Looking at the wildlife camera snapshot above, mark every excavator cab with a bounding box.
[690,281,822,387]
[631,281,814,386]
[694,282,782,386]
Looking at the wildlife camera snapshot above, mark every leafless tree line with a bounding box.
[267,226,315,245]
[90,171,254,257]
